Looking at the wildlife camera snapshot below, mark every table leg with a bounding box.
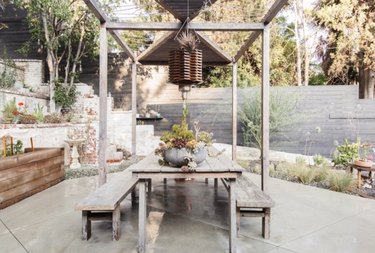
[138,179,147,253]
[214,178,218,188]
[229,178,237,253]
[357,170,362,188]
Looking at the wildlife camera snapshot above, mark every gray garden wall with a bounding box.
[144,85,375,158]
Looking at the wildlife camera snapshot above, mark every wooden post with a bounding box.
[138,179,147,253]
[2,137,6,157]
[131,60,137,161]
[261,25,270,193]
[232,62,238,161]
[30,137,34,152]
[82,211,91,240]
[98,22,108,186]
[10,137,13,156]
[228,178,237,252]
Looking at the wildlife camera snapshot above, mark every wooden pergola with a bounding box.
[83,0,288,192]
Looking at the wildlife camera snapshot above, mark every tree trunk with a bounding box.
[301,0,309,86]
[42,13,56,112]
[293,0,302,86]
[69,24,85,87]
[359,67,375,99]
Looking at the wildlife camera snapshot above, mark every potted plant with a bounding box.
[355,142,373,167]
[155,108,212,171]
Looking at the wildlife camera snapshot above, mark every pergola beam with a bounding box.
[83,0,135,60]
[108,30,136,61]
[106,22,265,31]
[234,31,261,62]
[83,0,107,23]
[263,0,289,25]
[233,0,288,62]
[196,32,232,63]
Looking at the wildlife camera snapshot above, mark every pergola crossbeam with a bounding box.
[106,22,265,31]
[196,32,232,62]
[233,0,288,62]
[83,0,107,23]
[108,30,136,61]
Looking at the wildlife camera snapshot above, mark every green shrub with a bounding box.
[0,57,16,89]
[295,156,307,165]
[309,73,327,86]
[32,104,45,123]
[237,160,249,169]
[2,98,19,123]
[53,82,78,110]
[333,139,359,166]
[313,154,330,167]
[240,89,299,148]
[327,171,354,192]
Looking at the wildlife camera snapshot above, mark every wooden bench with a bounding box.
[75,171,139,241]
[222,172,274,239]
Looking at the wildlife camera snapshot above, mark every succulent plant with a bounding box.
[176,31,198,53]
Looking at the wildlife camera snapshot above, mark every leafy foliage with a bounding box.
[333,139,359,167]
[2,98,18,123]
[0,57,16,88]
[313,0,375,83]
[53,81,78,110]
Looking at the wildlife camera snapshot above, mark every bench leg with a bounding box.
[262,208,271,239]
[112,206,121,240]
[131,189,136,205]
[214,178,218,188]
[147,179,152,196]
[205,178,208,184]
[236,207,241,237]
[82,211,91,240]
[163,178,167,184]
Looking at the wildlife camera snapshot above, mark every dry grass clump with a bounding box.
[327,171,354,192]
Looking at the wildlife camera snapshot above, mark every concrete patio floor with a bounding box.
[1,172,375,253]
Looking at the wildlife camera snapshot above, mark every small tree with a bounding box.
[13,0,101,111]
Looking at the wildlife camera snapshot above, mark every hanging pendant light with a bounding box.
[168,6,203,88]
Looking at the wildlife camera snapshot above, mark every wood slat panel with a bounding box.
[0,166,64,206]
[0,156,64,192]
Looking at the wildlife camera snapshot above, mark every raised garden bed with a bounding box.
[0,148,64,209]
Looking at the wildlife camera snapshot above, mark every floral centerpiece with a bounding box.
[155,110,213,171]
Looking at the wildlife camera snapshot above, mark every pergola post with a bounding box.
[261,25,270,193]
[232,62,238,161]
[98,23,108,186]
[131,60,137,160]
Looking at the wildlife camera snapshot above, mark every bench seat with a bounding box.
[75,171,139,240]
[235,172,274,239]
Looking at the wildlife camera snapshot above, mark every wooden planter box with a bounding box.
[0,148,64,209]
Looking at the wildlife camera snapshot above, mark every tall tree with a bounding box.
[13,0,101,111]
[314,0,375,98]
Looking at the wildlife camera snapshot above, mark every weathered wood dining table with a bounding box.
[130,148,243,253]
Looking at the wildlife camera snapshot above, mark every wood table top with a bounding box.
[131,147,244,174]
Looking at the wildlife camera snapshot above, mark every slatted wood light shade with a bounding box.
[169,48,203,85]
